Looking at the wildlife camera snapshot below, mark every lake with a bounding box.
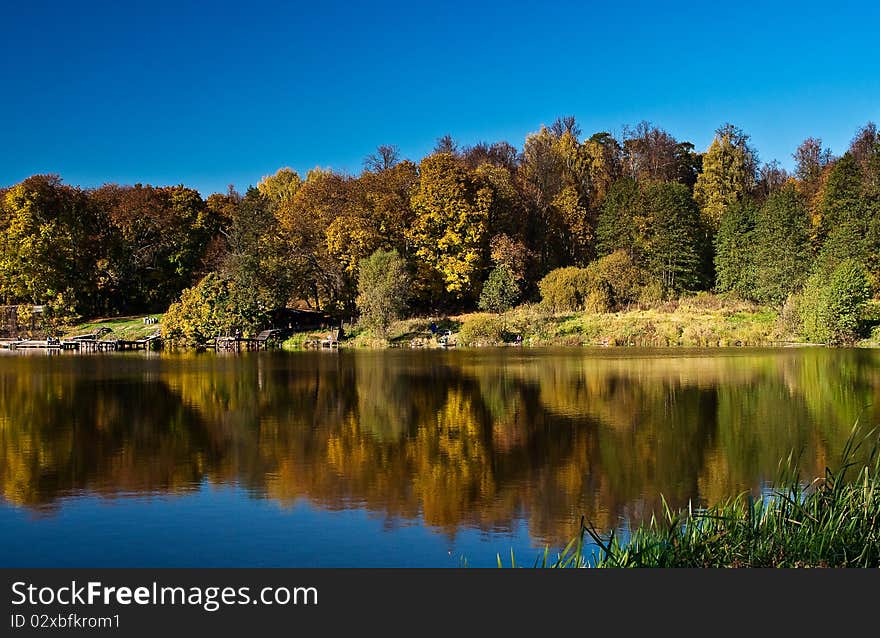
[0,347,877,567]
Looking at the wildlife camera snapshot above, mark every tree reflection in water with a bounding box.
[1,348,877,546]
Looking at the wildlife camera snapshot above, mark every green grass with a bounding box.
[61,315,163,341]
[338,295,793,350]
[454,296,787,348]
[501,426,880,568]
[281,330,327,350]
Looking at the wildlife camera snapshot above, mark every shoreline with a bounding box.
[7,294,879,352]
[282,302,823,351]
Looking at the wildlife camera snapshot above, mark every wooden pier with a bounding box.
[303,329,340,350]
[214,328,292,352]
[215,336,262,351]
[1,332,161,353]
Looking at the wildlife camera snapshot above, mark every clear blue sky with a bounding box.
[2,0,878,195]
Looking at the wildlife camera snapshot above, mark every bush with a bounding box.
[778,292,804,338]
[538,267,612,313]
[163,274,265,347]
[478,265,520,313]
[356,249,410,336]
[822,261,871,344]
[457,314,507,346]
[637,280,665,307]
[593,250,645,307]
[583,281,613,313]
[799,260,870,345]
[44,289,80,330]
[538,267,584,312]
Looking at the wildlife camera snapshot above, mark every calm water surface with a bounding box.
[0,347,877,566]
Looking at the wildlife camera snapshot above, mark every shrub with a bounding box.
[538,267,582,312]
[44,289,80,330]
[163,273,257,347]
[822,261,871,344]
[592,250,644,307]
[679,291,725,311]
[800,260,870,345]
[538,267,612,313]
[778,292,804,338]
[583,279,613,313]
[457,314,507,346]
[478,265,520,313]
[356,249,410,336]
[637,280,665,307]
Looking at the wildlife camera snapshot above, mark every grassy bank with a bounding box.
[510,429,880,568]
[61,315,163,341]
[283,295,791,350]
[56,294,875,350]
[458,298,783,347]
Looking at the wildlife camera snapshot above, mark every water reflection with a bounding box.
[1,348,878,546]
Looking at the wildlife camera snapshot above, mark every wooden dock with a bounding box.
[1,332,161,353]
[215,328,292,352]
[216,336,262,351]
[302,329,340,350]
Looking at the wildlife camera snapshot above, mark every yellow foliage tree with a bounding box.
[409,153,492,297]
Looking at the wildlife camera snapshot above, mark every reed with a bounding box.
[502,426,880,568]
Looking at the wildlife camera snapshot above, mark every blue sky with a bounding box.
[1,0,878,195]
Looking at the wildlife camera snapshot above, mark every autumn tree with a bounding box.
[475,161,526,245]
[408,153,492,302]
[489,234,533,284]
[755,161,790,200]
[323,179,383,277]
[794,138,832,192]
[256,168,303,207]
[518,119,602,268]
[224,187,292,321]
[433,134,459,155]
[275,169,351,310]
[462,141,519,173]
[0,175,108,315]
[693,124,758,232]
[364,145,400,172]
[90,183,214,312]
[849,122,879,179]
[355,160,419,255]
[479,234,530,312]
[621,121,700,186]
[162,273,251,345]
[202,185,241,273]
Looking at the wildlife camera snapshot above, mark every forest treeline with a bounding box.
[1,118,878,342]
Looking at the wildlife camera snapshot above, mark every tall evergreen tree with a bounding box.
[597,179,705,295]
[640,181,706,293]
[821,156,873,272]
[714,200,758,298]
[596,178,640,258]
[753,184,811,304]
